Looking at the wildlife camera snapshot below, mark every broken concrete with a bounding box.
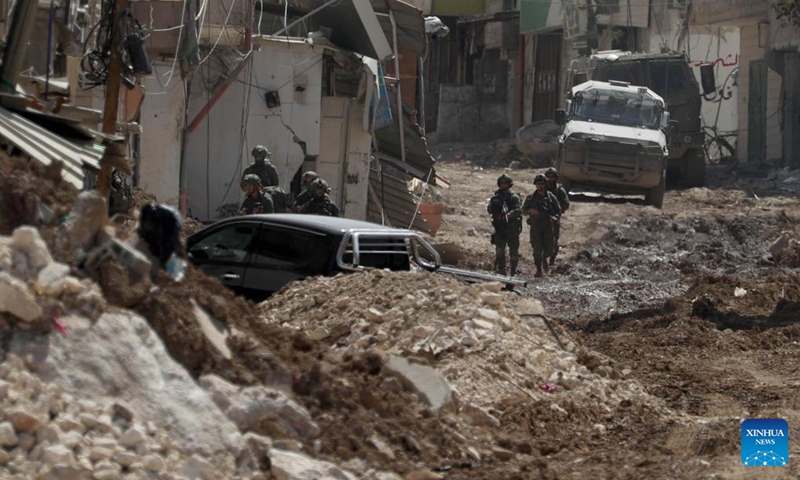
[6,312,245,456]
[0,272,43,322]
[269,448,358,480]
[382,355,455,412]
[191,300,232,360]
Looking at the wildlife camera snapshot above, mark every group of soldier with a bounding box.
[487,168,569,278]
[238,145,340,217]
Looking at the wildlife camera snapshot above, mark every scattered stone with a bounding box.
[307,327,331,341]
[11,226,53,271]
[143,454,167,472]
[364,308,385,322]
[0,272,43,322]
[0,421,19,447]
[491,446,515,461]
[480,292,503,306]
[466,447,481,462]
[113,450,140,467]
[405,470,443,480]
[89,447,115,462]
[36,262,70,295]
[269,448,358,480]
[182,454,217,480]
[368,435,396,461]
[119,426,148,448]
[273,439,303,452]
[462,403,501,428]
[43,444,75,465]
[383,355,455,412]
[227,386,320,440]
[7,408,44,433]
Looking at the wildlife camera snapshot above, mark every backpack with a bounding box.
[263,186,288,213]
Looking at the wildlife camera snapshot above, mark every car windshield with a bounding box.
[570,87,663,129]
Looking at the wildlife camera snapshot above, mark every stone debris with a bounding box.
[383,355,455,413]
[269,448,358,480]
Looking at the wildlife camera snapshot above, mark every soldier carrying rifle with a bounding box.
[487,174,522,276]
[523,174,562,278]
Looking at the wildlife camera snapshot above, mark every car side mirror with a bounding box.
[700,63,716,95]
[555,109,567,126]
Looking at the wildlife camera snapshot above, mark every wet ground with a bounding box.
[428,146,800,478]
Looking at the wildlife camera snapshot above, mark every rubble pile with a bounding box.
[260,270,669,435]
[0,353,233,480]
[770,232,800,268]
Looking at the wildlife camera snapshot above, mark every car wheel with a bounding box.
[684,149,705,188]
[646,173,666,209]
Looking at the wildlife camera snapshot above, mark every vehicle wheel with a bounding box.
[646,173,666,209]
[684,149,705,188]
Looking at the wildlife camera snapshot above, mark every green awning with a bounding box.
[520,0,562,34]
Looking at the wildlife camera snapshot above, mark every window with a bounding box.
[252,226,333,275]
[649,62,695,97]
[570,87,664,129]
[188,225,257,264]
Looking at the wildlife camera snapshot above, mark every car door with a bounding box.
[241,223,335,300]
[186,222,259,295]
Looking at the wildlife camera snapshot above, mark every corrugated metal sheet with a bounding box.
[375,93,436,182]
[370,0,426,55]
[0,106,103,190]
[367,168,430,234]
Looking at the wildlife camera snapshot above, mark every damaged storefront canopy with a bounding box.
[297,0,393,60]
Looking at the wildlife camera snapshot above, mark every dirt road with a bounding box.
[428,147,800,478]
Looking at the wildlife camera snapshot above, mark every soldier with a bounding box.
[487,174,523,276]
[523,174,562,278]
[300,178,340,217]
[239,174,275,215]
[241,145,280,189]
[292,171,319,212]
[545,167,569,267]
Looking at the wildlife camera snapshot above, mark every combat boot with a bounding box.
[542,259,550,275]
[510,261,518,277]
[549,255,556,267]
[534,261,543,278]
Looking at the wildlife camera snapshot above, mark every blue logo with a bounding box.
[741,419,789,466]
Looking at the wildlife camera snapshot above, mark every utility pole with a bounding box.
[98,0,130,197]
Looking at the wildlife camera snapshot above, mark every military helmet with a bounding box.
[302,171,319,182]
[251,145,270,158]
[544,167,559,178]
[533,174,548,185]
[310,178,329,193]
[497,174,513,187]
[242,174,262,187]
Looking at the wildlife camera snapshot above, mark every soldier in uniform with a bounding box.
[239,174,275,215]
[300,178,340,217]
[241,145,280,189]
[544,167,569,267]
[523,174,562,278]
[292,171,319,212]
[487,174,522,276]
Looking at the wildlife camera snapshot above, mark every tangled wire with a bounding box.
[80,0,147,89]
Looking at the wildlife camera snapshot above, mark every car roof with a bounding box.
[591,50,687,62]
[189,214,408,238]
[571,80,665,104]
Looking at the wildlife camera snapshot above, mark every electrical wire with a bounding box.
[198,0,238,65]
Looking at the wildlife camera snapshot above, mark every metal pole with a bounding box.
[390,11,406,164]
[418,55,425,134]
[0,0,39,93]
[272,0,339,37]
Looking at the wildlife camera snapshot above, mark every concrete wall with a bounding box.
[737,23,783,163]
[436,85,508,142]
[183,40,324,221]
[138,63,185,208]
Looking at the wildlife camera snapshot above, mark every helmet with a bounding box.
[302,171,319,182]
[497,174,513,187]
[544,167,559,178]
[242,174,262,187]
[533,174,548,185]
[251,145,270,158]
[310,178,329,193]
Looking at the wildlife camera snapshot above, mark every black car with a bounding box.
[187,214,526,301]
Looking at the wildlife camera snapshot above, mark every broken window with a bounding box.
[570,87,664,129]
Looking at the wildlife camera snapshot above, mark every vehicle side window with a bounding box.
[188,225,256,264]
[650,63,693,96]
[252,226,332,275]
[601,64,643,86]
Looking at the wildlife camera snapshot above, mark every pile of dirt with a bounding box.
[260,270,671,472]
[0,151,78,235]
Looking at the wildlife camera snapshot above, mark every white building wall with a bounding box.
[183,39,323,221]
[138,63,184,208]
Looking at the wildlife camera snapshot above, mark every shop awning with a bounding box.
[370,0,426,55]
[300,0,393,60]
